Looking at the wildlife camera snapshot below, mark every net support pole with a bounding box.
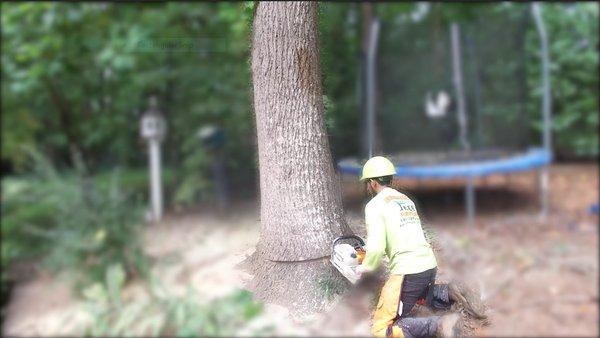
[466,177,476,227]
[451,22,470,152]
[366,17,380,158]
[532,3,552,219]
[452,22,475,227]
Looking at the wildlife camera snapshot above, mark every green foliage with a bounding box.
[81,264,266,337]
[527,3,599,157]
[1,2,597,188]
[93,167,176,205]
[1,148,148,290]
[1,167,174,266]
[173,145,212,206]
[1,2,256,192]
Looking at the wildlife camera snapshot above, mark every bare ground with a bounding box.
[3,163,598,337]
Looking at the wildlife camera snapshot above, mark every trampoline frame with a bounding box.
[337,148,552,225]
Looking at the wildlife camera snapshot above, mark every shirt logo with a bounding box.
[387,198,420,227]
[393,200,417,212]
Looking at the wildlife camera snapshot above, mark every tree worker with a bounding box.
[355,156,487,338]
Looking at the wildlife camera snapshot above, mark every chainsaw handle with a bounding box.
[332,235,365,248]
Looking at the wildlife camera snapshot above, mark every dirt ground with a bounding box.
[3,163,598,337]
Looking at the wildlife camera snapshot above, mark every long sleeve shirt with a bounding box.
[361,187,438,275]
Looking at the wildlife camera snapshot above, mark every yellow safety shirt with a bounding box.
[362,187,438,275]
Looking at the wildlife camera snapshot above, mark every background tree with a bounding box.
[247,1,351,315]
[1,2,257,204]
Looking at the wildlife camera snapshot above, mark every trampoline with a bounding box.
[341,4,553,225]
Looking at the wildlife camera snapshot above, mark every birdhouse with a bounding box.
[140,96,166,141]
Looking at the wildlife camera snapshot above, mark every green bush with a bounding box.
[81,264,267,337]
[1,166,175,279]
[1,149,148,291]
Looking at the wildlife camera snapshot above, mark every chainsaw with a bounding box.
[330,235,366,284]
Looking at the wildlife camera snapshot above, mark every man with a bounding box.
[355,156,486,338]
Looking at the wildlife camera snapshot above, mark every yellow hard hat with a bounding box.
[360,156,396,181]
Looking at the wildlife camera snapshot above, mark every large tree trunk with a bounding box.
[248,1,351,316]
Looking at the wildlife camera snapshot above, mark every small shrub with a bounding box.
[317,275,346,301]
[1,148,148,291]
[81,264,266,337]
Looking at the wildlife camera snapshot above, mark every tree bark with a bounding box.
[248,1,351,316]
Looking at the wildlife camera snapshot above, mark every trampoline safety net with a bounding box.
[372,4,543,162]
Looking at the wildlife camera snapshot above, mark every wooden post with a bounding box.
[149,139,163,221]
